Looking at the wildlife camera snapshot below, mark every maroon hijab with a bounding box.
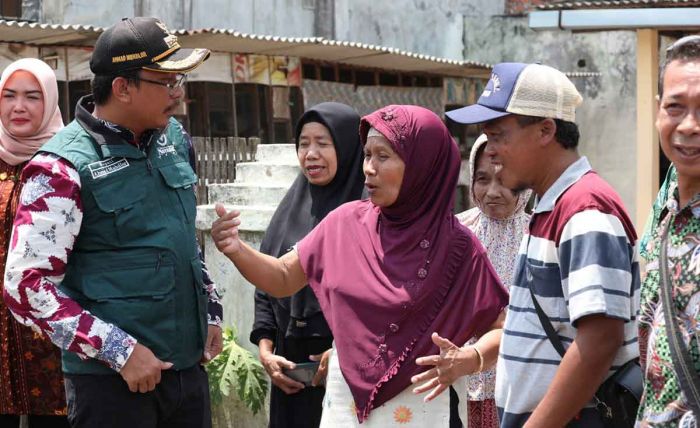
[297,105,508,421]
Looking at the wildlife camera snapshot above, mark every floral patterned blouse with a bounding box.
[0,160,66,416]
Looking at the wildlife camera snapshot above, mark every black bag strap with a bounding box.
[524,231,567,357]
[528,280,566,357]
[659,215,700,415]
[526,245,625,416]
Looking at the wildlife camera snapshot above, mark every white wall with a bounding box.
[42,0,135,26]
[42,0,465,59]
[43,0,315,36]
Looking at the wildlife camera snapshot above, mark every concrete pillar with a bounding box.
[635,29,659,231]
[196,144,299,354]
[197,144,298,428]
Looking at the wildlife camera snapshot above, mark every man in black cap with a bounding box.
[3,17,222,427]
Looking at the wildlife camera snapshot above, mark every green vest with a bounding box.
[40,118,208,374]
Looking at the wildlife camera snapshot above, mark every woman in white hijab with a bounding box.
[456,134,531,428]
[0,58,66,428]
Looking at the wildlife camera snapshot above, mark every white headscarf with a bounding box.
[0,58,64,166]
[456,134,531,288]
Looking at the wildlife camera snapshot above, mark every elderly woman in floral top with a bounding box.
[456,134,530,428]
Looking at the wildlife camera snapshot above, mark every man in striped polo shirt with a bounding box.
[447,63,640,427]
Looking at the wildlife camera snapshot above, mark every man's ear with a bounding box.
[539,118,557,147]
[112,77,132,104]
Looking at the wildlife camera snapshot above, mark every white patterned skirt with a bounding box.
[320,346,468,427]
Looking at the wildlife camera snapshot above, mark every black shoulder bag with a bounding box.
[659,217,700,418]
[525,245,642,427]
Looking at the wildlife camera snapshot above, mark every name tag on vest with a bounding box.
[88,157,130,179]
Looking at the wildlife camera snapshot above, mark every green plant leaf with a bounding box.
[206,326,268,414]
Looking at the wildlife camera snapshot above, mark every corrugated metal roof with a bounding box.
[539,0,700,10]
[173,28,491,77]
[0,20,490,78]
[0,20,102,45]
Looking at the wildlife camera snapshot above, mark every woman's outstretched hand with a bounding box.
[411,332,479,402]
[212,203,242,256]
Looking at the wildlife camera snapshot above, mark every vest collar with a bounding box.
[75,95,160,160]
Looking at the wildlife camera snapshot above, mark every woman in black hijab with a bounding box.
[250,102,364,428]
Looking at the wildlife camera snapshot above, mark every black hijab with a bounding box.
[259,102,365,336]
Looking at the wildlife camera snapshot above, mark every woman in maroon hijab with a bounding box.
[212,105,508,426]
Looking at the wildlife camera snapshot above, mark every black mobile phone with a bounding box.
[283,361,320,386]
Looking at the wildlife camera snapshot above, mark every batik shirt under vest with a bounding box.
[3,116,222,372]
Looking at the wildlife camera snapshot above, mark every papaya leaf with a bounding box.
[206,326,268,414]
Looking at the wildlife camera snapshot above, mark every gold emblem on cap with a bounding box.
[153,19,180,57]
[154,19,170,34]
[163,34,179,49]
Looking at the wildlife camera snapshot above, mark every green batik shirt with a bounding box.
[637,178,700,427]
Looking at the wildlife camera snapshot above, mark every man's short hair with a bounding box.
[91,69,141,106]
[515,115,580,150]
[659,35,700,99]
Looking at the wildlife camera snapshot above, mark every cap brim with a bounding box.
[143,48,211,73]
[445,104,511,125]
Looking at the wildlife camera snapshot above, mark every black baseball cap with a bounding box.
[90,17,210,75]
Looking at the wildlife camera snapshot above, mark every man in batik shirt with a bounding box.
[637,35,700,426]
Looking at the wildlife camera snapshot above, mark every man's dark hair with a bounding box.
[515,115,580,150]
[91,69,141,105]
[659,35,700,99]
